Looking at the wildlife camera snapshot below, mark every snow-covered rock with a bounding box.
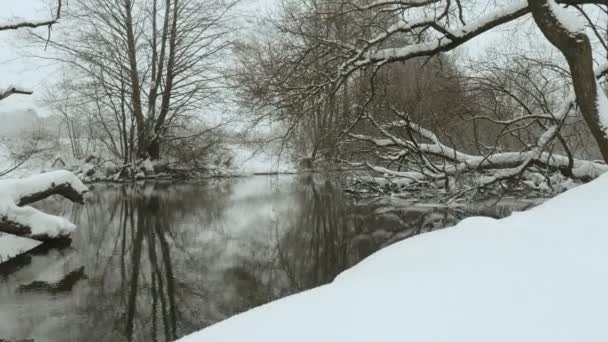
[180,173,608,342]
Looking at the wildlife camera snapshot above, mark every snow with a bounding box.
[0,204,77,238]
[596,83,608,136]
[546,0,585,34]
[0,170,88,204]
[141,158,155,174]
[364,0,434,9]
[180,173,608,342]
[0,19,53,28]
[0,233,41,263]
[363,1,528,64]
[0,170,88,238]
[352,131,608,180]
[460,0,527,35]
[0,85,33,99]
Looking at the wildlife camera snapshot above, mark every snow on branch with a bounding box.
[357,0,441,11]
[0,19,58,32]
[0,1,63,101]
[545,0,586,34]
[340,1,528,72]
[348,62,608,188]
[0,86,34,101]
[352,122,608,182]
[338,0,603,75]
[0,0,63,33]
[0,171,89,241]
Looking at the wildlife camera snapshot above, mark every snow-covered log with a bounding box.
[0,170,89,241]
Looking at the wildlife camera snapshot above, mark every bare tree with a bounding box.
[33,0,237,164]
[238,0,608,190]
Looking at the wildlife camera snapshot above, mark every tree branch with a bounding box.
[0,86,33,101]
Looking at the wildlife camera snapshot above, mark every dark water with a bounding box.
[0,175,540,341]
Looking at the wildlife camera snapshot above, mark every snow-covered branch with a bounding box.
[0,86,33,101]
[338,0,605,75]
[0,171,89,241]
[0,1,63,101]
[0,19,58,32]
[0,0,62,32]
[350,103,608,188]
[347,59,608,188]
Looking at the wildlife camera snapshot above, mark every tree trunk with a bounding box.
[124,0,147,158]
[147,138,161,160]
[529,0,608,162]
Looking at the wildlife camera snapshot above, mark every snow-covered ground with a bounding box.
[179,173,608,342]
[0,140,296,179]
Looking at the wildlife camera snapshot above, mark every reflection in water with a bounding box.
[18,266,87,294]
[274,178,351,291]
[0,176,539,341]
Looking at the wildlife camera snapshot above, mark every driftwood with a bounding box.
[0,170,89,241]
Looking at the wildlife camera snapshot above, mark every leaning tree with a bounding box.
[240,0,608,189]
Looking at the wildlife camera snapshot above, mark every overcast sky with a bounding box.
[0,0,496,116]
[0,1,602,117]
[0,1,62,114]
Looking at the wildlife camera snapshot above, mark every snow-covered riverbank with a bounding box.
[179,173,608,342]
[0,142,296,181]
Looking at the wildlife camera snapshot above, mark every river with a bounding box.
[0,175,541,341]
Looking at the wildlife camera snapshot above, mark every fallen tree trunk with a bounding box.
[0,170,89,241]
[347,101,608,191]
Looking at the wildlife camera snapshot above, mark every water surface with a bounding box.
[0,175,539,341]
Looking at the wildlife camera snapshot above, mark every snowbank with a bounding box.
[180,173,608,342]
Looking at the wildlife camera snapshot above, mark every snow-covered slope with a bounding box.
[180,174,608,342]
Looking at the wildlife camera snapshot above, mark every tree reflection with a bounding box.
[66,181,234,342]
[233,176,467,302]
[276,177,351,291]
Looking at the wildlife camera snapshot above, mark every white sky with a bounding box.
[0,1,60,114]
[0,1,604,116]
